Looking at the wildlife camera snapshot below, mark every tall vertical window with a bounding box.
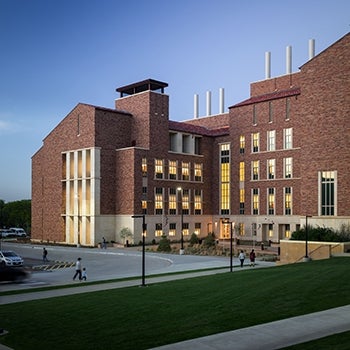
[239,188,245,214]
[194,189,202,215]
[168,160,177,180]
[155,159,163,179]
[285,98,290,120]
[155,223,163,237]
[285,224,291,238]
[182,189,190,215]
[269,101,273,123]
[268,188,275,215]
[194,163,202,181]
[239,135,245,154]
[320,171,336,216]
[267,130,275,151]
[267,159,275,179]
[142,158,147,176]
[252,160,259,180]
[253,105,257,125]
[239,162,245,181]
[220,144,230,215]
[268,224,274,238]
[154,187,163,215]
[284,157,292,178]
[284,187,292,215]
[238,222,245,236]
[252,133,259,153]
[194,223,201,235]
[252,188,259,215]
[169,223,176,236]
[169,188,177,215]
[284,128,293,149]
[142,200,147,215]
[182,162,190,181]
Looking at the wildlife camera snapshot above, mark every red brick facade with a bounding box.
[32,33,350,246]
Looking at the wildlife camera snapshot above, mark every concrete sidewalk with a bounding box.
[151,304,350,349]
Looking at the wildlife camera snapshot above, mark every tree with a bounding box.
[157,235,171,252]
[0,199,31,233]
[119,227,133,245]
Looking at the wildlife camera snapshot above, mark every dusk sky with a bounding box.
[0,0,349,202]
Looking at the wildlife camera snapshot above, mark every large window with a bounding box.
[194,189,202,215]
[267,130,275,151]
[220,144,230,215]
[182,189,190,215]
[284,187,292,215]
[252,188,259,215]
[284,157,292,178]
[239,162,245,181]
[239,188,245,215]
[169,188,177,215]
[320,171,336,216]
[284,128,293,149]
[154,187,163,215]
[194,163,202,181]
[267,159,275,179]
[169,160,177,180]
[252,160,259,180]
[142,158,147,176]
[182,162,190,181]
[268,188,275,215]
[252,133,259,153]
[239,135,245,154]
[155,159,163,179]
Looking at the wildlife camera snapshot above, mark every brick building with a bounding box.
[31,32,350,246]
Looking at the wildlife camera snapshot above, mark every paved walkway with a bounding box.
[1,264,350,349]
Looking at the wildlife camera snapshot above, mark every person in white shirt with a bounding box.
[73,257,82,280]
[238,250,245,268]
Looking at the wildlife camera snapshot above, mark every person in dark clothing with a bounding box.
[249,249,256,267]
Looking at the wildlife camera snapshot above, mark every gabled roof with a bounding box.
[229,87,300,108]
[169,120,229,137]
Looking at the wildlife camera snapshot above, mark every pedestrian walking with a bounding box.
[73,257,82,280]
[102,237,107,249]
[249,249,256,267]
[82,267,87,281]
[43,248,48,262]
[238,250,245,268]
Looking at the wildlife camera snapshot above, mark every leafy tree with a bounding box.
[157,235,171,252]
[291,224,350,242]
[189,232,199,246]
[203,232,216,248]
[0,199,31,233]
[119,227,133,244]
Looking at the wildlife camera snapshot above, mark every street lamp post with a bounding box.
[132,214,146,286]
[230,221,233,272]
[305,215,312,261]
[177,187,184,255]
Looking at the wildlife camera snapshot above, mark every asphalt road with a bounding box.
[0,241,233,291]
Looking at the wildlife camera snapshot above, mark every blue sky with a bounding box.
[0,0,349,202]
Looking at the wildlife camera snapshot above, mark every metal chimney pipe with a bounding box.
[219,88,224,114]
[206,91,211,116]
[265,51,271,79]
[286,45,292,74]
[194,94,199,119]
[308,39,315,60]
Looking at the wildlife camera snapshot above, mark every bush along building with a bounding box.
[31,32,350,247]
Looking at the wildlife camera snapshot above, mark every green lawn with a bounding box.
[1,258,350,350]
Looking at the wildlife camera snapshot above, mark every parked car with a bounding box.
[0,229,13,238]
[9,228,27,237]
[0,250,24,267]
[0,266,30,282]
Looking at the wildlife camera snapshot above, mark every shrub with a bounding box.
[157,235,172,252]
[291,224,350,242]
[189,233,199,246]
[203,232,216,248]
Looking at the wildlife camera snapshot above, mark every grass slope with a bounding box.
[1,258,350,350]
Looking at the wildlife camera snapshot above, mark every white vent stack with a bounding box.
[206,90,211,116]
[286,45,292,74]
[265,51,271,79]
[309,39,315,60]
[194,94,199,119]
[219,88,225,114]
